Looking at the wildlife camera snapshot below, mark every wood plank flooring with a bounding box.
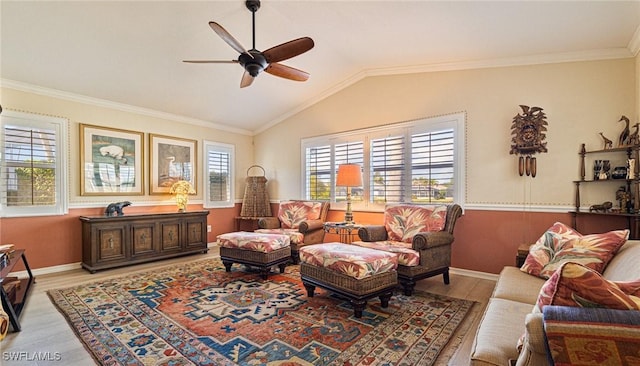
[1,247,495,365]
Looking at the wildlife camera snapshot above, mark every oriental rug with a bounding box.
[48,258,475,366]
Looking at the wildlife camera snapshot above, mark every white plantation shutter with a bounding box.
[371,135,406,203]
[301,113,464,208]
[204,141,234,208]
[1,110,68,217]
[305,144,332,200]
[411,129,454,203]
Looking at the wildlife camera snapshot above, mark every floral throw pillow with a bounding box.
[278,201,323,229]
[537,262,640,310]
[520,222,628,279]
[384,204,447,243]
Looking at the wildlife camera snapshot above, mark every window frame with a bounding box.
[202,140,235,208]
[0,110,69,217]
[301,112,465,211]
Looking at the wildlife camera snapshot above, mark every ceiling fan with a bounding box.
[183,0,314,88]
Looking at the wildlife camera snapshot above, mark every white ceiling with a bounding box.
[2,1,639,135]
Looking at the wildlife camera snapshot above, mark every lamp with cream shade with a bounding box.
[336,163,363,224]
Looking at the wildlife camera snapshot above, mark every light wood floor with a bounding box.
[1,247,495,365]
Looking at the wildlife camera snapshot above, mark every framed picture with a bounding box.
[80,124,144,195]
[149,134,197,195]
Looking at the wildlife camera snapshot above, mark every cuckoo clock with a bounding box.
[509,105,548,177]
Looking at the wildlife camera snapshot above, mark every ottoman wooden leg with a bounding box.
[352,299,367,318]
[379,291,392,308]
[259,267,270,280]
[303,283,316,297]
[222,260,233,272]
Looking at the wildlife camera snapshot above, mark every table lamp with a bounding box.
[169,180,196,212]
[336,163,363,224]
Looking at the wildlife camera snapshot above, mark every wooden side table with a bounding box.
[0,249,35,332]
[515,243,531,267]
[323,222,363,244]
[234,216,264,231]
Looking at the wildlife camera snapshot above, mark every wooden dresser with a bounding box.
[80,210,209,273]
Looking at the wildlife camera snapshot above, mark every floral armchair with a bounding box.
[354,203,463,296]
[256,200,330,263]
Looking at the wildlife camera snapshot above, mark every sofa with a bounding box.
[470,223,640,366]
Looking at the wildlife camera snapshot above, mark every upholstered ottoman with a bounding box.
[299,243,398,318]
[217,231,291,279]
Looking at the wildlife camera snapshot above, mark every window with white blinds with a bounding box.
[1,110,68,217]
[203,140,235,208]
[301,113,464,209]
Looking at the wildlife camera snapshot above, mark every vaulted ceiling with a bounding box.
[2,1,639,134]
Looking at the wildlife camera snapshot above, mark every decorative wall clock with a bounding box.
[509,105,548,177]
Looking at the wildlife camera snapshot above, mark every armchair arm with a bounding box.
[299,219,326,245]
[358,225,388,242]
[299,219,324,233]
[412,231,454,250]
[258,217,281,229]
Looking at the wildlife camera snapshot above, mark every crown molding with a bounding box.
[258,48,634,134]
[2,46,634,137]
[0,79,254,136]
[365,48,634,77]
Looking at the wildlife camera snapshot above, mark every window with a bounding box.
[203,140,235,208]
[1,110,68,217]
[302,112,464,210]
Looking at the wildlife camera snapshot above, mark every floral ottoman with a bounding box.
[299,243,398,318]
[217,231,291,279]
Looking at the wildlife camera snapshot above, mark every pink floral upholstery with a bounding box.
[521,222,629,279]
[299,243,398,279]
[254,228,304,244]
[217,232,290,253]
[277,201,323,229]
[351,240,420,266]
[384,204,447,243]
[537,262,640,310]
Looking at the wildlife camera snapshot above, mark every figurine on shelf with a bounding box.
[618,115,631,147]
[616,186,628,211]
[599,132,613,149]
[629,123,640,146]
[600,160,611,180]
[589,201,612,213]
[628,158,635,179]
[593,160,603,180]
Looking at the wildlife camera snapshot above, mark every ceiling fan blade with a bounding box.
[262,37,314,63]
[240,70,255,88]
[182,60,238,64]
[265,63,309,82]
[209,21,252,58]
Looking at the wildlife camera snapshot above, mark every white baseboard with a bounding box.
[10,262,82,278]
[450,267,499,281]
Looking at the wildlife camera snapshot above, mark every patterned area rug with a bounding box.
[48,258,475,365]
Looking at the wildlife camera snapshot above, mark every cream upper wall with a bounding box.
[254,58,636,208]
[0,87,254,207]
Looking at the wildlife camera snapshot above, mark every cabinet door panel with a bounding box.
[97,228,126,262]
[185,220,205,249]
[132,224,157,257]
[161,222,181,251]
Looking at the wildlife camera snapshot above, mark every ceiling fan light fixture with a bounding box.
[184,0,313,88]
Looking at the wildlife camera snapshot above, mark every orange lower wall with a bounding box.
[1,204,633,275]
